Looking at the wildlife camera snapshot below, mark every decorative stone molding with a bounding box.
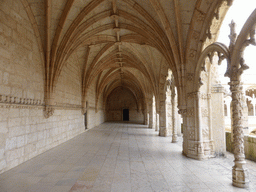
[178,109,187,117]
[0,104,43,109]
[81,107,87,114]
[192,31,200,40]
[0,94,43,105]
[186,73,194,81]
[196,10,205,22]
[187,92,210,100]
[188,129,195,139]
[202,126,209,137]
[200,93,211,99]
[186,108,194,117]
[201,107,209,117]
[188,142,195,149]
[196,142,204,154]
[0,95,84,114]
[43,106,54,118]
[211,86,225,93]
[189,49,197,60]
[54,103,82,110]
[187,92,197,99]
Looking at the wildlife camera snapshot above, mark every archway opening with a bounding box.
[106,87,144,123]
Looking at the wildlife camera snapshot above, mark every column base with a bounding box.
[172,135,178,143]
[159,127,167,137]
[232,161,249,188]
[186,152,206,160]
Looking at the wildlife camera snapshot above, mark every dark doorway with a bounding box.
[84,112,87,129]
[123,109,129,121]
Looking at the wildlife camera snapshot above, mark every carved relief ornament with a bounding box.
[44,106,54,118]
[186,108,194,117]
[186,73,194,81]
[178,109,187,116]
[201,107,209,117]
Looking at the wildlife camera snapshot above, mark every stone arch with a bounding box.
[184,42,231,159]
[190,8,256,187]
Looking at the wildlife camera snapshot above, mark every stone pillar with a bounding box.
[148,101,153,128]
[156,113,159,132]
[176,113,182,136]
[196,92,204,159]
[147,113,150,126]
[229,80,249,188]
[144,109,148,125]
[211,85,225,156]
[159,100,167,136]
[179,107,187,155]
[172,90,178,142]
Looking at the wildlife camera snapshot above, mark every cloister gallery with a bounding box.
[0,0,256,190]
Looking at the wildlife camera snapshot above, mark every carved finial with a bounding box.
[217,52,225,65]
[206,28,212,40]
[229,20,237,48]
[238,57,249,75]
[226,0,234,6]
[249,28,256,45]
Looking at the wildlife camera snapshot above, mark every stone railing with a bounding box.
[226,132,256,162]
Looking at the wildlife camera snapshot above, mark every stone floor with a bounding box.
[0,122,256,192]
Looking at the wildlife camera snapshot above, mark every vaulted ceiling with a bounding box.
[20,0,232,108]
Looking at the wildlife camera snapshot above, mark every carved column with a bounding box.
[229,80,249,188]
[172,89,178,142]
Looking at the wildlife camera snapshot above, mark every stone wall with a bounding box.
[0,0,44,105]
[0,107,84,174]
[226,132,256,162]
[106,87,144,123]
[0,1,105,174]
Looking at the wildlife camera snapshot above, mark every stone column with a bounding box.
[211,85,225,156]
[172,89,178,142]
[178,107,187,155]
[159,100,167,136]
[148,101,153,128]
[144,109,148,125]
[156,113,159,132]
[196,92,204,159]
[229,80,249,188]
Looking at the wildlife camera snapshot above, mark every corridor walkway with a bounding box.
[0,123,256,192]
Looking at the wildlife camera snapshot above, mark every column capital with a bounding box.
[229,80,243,92]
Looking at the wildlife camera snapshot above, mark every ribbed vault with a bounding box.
[20,0,233,117]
